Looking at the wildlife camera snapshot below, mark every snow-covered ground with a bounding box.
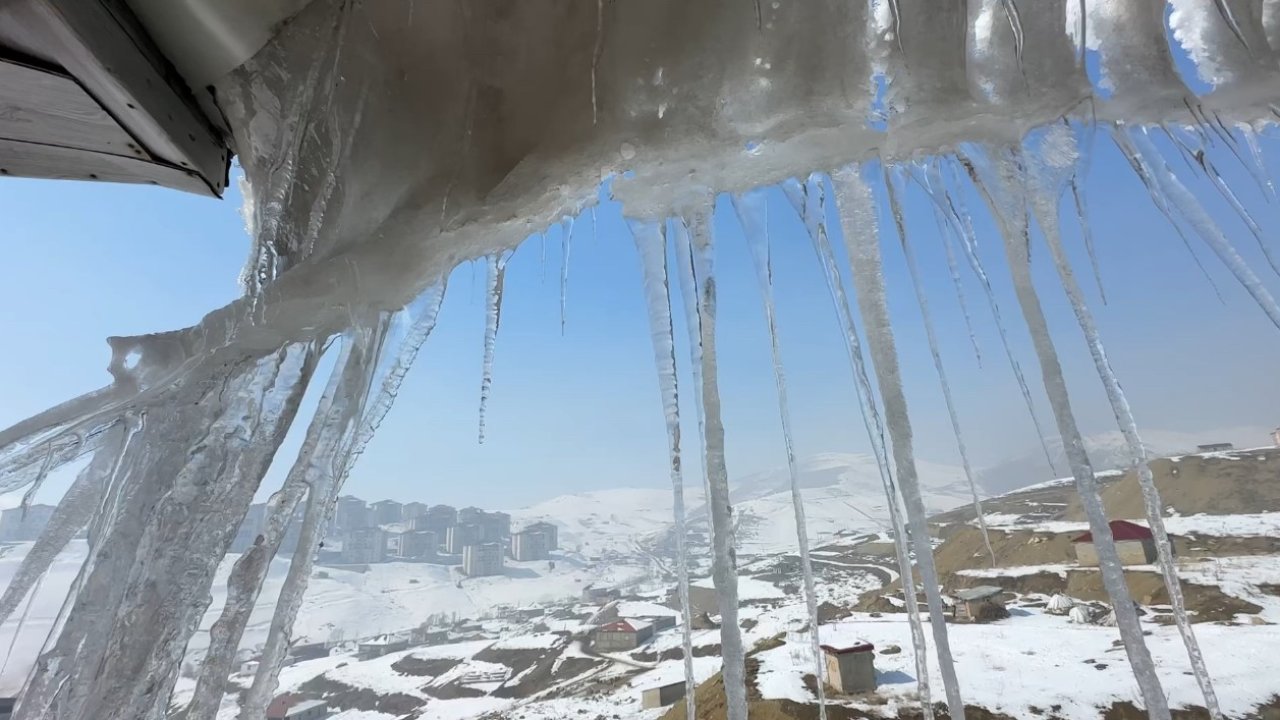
[0,540,651,695]
[978,512,1280,537]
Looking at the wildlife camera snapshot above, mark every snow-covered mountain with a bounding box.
[511,453,974,559]
[976,427,1275,495]
[728,452,972,554]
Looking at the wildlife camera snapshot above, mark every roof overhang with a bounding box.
[0,0,245,195]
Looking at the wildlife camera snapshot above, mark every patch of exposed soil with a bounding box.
[390,655,460,677]
[297,675,425,714]
[1064,449,1280,519]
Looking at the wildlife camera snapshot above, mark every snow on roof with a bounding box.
[691,575,784,600]
[616,600,679,617]
[284,700,327,716]
[1072,520,1153,543]
[953,586,1004,601]
[820,641,874,655]
[1068,606,1092,623]
[630,656,721,691]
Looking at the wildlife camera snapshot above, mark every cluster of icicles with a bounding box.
[3,122,1277,720]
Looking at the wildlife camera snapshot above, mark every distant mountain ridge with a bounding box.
[976,427,1275,496]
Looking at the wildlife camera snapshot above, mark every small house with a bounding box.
[821,641,876,694]
[582,585,621,604]
[1196,442,1234,453]
[240,659,260,676]
[1072,520,1156,566]
[266,695,329,720]
[593,619,654,651]
[286,642,330,663]
[641,680,687,709]
[949,586,1008,622]
[357,635,409,660]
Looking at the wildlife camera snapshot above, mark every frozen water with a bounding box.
[732,188,829,718]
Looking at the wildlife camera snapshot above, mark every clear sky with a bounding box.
[3,129,1280,509]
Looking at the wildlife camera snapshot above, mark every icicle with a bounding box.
[965,144,1171,720]
[17,344,317,720]
[1189,146,1280,278]
[917,163,983,366]
[0,570,46,679]
[1121,129,1280,330]
[19,443,57,518]
[999,0,1026,72]
[1240,127,1277,202]
[883,168,995,567]
[1025,126,1223,720]
[0,425,122,626]
[670,211,749,720]
[1068,176,1108,304]
[185,480,309,720]
[785,175,934,720]
[832,169,966,720]
[1109,128,1231,304]
[671,221,711,502]
[478,253,509,444]
[627,218,697,720]
[240,285,445,720]
[731,189,829,718]
[939,158,1061,478]
[561,218,573,335]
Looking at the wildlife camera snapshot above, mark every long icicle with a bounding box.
[883,168,995,567]
[0,423,122,626]
[671,219,713,516]
[561,217,573,335]
[785,175,934,720]
[242,286,447,720]
[1108,129,1228,304]
[731,189,828,717]
[917,162,983,366]
[672,210,749,720]
[939,159,1061,477]
[832,169,966,720]
[964,145,1171,720]
[627,218,697,720]
[1122,129,1280,330]
[1068,177,1108,305]
[1025,127,1222,720]
[479,253,509,444]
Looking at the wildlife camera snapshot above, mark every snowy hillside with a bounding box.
[976,427,1274,495]
[729,452,972,554]
[510,488,689,559]
[0,540,652,695]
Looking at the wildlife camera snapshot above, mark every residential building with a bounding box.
[510,529,549,561]
[479,511,510,542]
[522,521,558,550]
[593,619,654,651]
[357,635,409,660]
[457,506,484,526]
[444,523,481,554]
[421,504,457,534]
[342,527,386,564]
[0,504,56,542]
[641,681,687,709]
[821,640,877,694]
[334,496,368,532]
[462,542,504,577]
[403,502,429,521]
[266,694,329,720]
[583,586,621,604]
[286,642,330,663]
[1072,520,1157,566]
[371,499,403,525]
[1272,427,1280,447]
[1197,442,1234,453]
[279,502,305,555]
[948,586,1008,622]
[394,530,436,559]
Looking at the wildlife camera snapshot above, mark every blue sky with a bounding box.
[3,130,1280,509]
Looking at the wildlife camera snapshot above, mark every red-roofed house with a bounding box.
[1072,520,1156,566]
[593,619,655,651]
[266,694,329,720]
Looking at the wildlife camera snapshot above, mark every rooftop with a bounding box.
[820,641,874,655]
[953,586,1004,601]
[1072,519,1154,543]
